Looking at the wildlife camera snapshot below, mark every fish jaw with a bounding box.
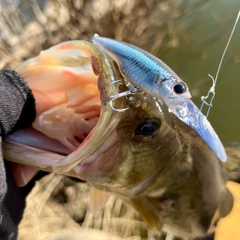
[91,35,226,162]
[49,41,126,173]
[70,130,123,181]
[4,40,125,173]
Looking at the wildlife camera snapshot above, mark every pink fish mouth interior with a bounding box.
[9,71,101,156]
[5,41,123,174]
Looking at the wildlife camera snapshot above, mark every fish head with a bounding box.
[4,40,233,238]
[68,87,231,238]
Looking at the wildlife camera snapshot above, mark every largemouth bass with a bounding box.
[3,39,235,239]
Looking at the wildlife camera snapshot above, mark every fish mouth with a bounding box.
[3,40,125,176]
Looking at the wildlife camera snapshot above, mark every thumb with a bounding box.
[32,89,68,115]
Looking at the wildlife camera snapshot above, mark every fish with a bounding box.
[2,39,234,239]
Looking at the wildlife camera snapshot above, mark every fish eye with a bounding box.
[173,82,187,94]
[135,119,161,136]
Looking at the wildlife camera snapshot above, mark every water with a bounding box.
[156,0,240,142]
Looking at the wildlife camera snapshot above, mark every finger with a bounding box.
[13,90,67,186]
[32,89,68,115]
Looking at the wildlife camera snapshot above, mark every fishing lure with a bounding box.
[91,35,226,162]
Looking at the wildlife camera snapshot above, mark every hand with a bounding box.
[12,90,67,187]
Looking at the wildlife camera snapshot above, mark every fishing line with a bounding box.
[200,10,240,117]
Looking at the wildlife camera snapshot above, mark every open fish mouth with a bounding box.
[3,40,126,176]
[3,38,226,179]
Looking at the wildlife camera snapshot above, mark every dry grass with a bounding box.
[0,0,210,68]
[18,174,157,240]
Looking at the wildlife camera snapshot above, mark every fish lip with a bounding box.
[70,131,121,179]
[167,98,226,162]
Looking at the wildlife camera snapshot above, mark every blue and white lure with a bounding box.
[91,35,226,162]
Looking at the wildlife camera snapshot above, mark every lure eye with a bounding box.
[135,119,161,136]
[173,82,187,94]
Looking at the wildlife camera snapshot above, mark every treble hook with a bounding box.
[109,85,141,112]
[105,79,122,92]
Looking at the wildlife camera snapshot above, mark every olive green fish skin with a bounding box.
[72,89,233,238]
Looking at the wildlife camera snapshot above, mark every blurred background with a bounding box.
[0,0,239,142]
[0,0,240,239]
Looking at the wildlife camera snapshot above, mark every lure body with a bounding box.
[91,35,190,100]
[91,35,226,162]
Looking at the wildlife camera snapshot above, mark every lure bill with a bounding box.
[91,35,227,162]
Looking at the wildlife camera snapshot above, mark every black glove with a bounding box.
[0,69,36,240]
